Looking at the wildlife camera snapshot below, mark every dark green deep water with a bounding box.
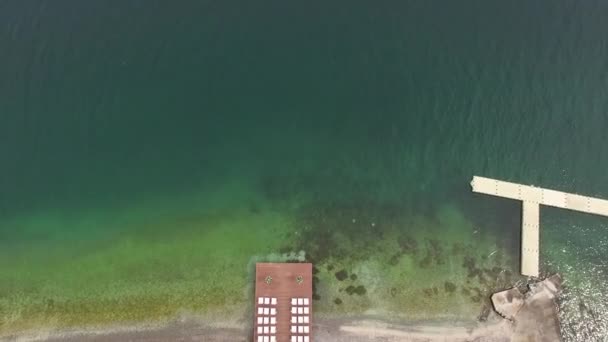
[1,1,608,340]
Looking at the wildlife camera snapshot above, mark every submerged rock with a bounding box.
[444,281,457,293]
[397,235,418,254]
[335,269,349,281]
[354,286,366,295]
[388,253,401,266]
[345,285,366,296]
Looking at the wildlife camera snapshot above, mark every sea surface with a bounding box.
[1,1,608,341]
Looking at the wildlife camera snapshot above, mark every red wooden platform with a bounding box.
[254,263,312,342]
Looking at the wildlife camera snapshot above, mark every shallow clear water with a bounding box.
[1,1,608,340]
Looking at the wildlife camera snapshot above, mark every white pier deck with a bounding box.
[471,176,608,277]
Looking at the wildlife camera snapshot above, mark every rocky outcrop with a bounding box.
[491,274,562,342]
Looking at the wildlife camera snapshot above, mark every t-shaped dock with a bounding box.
[471,176,608,277]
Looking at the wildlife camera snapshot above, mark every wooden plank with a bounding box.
[520,185,542,203]
[471,176,519,200]
[565,193,589,213]
[496,180,522,201]
[521,202,540,277]
[541,189,566,208]
[589,197,608,215]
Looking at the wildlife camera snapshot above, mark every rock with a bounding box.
[388,253,401,266]
[491,274,563,341]
[345,285,367,296]
[491,288,524,320]
[335,269,349,281]
[397,235,418,254]
[354,285,366,295]
[345,285,356,295]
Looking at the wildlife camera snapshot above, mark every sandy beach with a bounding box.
[5,315,514,342]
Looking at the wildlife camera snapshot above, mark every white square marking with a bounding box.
[263,336,269,342]
[291,307,297,314]
[257,326,263,334]
[298,316,303,323]
[264,308,269,315]
[291,325,297,333]
[298,298,304,305]
[304,337,309,342]
[271,298,277,305]
[303,298,309,305]
[258,297,264,305]
[258,307,263,315]
[298,336,303,342]
[292,298,297,305]
[270,337,276,342]
[264,297,270,305]
[263,326,269,334]
[304,326,309,333]
[291,316,297,323]
[270,308,276,315]
[270,317,276,324]
[299,326,305,333]
[298,307,303,314]
[291,337,297,342]
[303,316,309,323]
[263,317,269,324]
[304,307,309,314]
[258,336,263,342]
[270,326,276,334]
[257,317,263,324]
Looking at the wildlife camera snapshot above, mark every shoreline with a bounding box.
[4,313,513,342]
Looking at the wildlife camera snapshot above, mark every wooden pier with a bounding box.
[471,176,608,277]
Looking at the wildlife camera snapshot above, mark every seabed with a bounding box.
[3,178,607,341]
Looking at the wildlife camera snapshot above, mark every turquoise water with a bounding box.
[1,1,608,340]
